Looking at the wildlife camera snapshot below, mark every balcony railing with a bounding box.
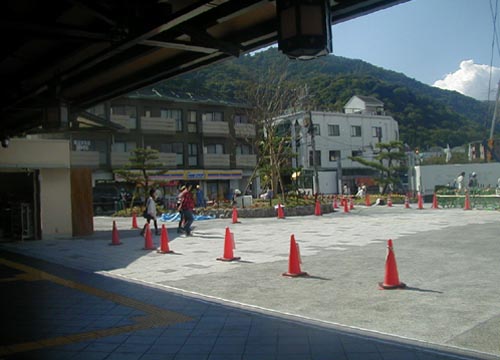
[235,154,257,168]
[156,152,177,168]
[201,120,229,136]
[203,153,230,168]
[110,152,131,168]
[70,151,100,168]
[234,123,256,138]
[111,114,136,129]
[140,116,176,134]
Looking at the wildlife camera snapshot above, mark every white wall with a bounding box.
[414,163,500,195]
[0,138,73,239]
[39,168,73,238]
[318,171,337,193]
[311,111,399,169]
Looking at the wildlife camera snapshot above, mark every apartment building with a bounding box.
[275,96,399,194]
[65,89,258,200]
[0,89,257,240]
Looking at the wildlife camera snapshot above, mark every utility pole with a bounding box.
[300,84,320,194]
[308,110,320,194]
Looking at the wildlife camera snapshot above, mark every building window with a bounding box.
[351,125,362,137]
[309,150,321,166]
[111,105,136,118]
[236,144,252,155]
[188,111,197,133]
[372,126,382,139]
[328,124,340,136]
[202,111,223,122]
[161,109,183,131]
[111,141,135,152]
[234,114,248,123]
[205,144,224,154]
[352,150,363,157]
[329,150,340,161]
[188,143,198,166]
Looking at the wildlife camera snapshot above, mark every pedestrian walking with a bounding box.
[141,189,159,236]
[179,184,195,236]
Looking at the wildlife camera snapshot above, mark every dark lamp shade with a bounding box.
[277,0,332,60]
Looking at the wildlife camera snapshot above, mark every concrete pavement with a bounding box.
[1,204,499,359]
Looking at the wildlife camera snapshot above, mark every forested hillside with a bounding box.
[158,48,494,149]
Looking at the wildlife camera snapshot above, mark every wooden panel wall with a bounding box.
[71,168,94,236]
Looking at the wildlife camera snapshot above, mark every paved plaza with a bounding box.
[1,204,499,359]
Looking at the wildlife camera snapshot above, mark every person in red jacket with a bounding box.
[179,184,195,236]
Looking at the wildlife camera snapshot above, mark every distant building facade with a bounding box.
[275,96,399,194]
[32,88,258,209]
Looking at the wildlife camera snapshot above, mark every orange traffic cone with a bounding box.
[349,197,354,210]
[232,207,240,224]
[143,223,155,250]
[282,234,308,277]
[131,212,139,229]
[431,193,439,209]
[157,224,174,254]
[464,192,471,210]
[217,227,241,261]
[404,195,411,209]
[333,196,339,209]
[277,203,285,219]
[365,194,371,206]
[110,221,122,245]
[314,200,322,216]
[379,239,406,289]
[343,198,349,213]
[387,195,393,207]
[417,192,424,209]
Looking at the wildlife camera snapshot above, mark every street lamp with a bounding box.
[276,0,332,60]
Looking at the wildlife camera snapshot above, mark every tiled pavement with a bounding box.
[0,249,488,360]
[1,206,499,360]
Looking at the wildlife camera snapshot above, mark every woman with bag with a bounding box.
[140,189,159,236]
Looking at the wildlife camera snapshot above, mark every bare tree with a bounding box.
[239,60,300,202]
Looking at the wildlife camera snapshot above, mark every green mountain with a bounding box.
[159,48,494,149]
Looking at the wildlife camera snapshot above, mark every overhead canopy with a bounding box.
[0,0,408,138]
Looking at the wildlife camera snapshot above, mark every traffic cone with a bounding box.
[277,203,285,219]
[333,196,339,209]
[431,193,439,209]
[131,212,139,229]
[232,207,240,224]
[157,224,174,254]
[282,234,308,277]
[349,197,354,210]
[217,227,240,261]
[464,192,471,210]
[110,221,122,245]
[143,223,155,250]
[343,198,349,213]
[365,194,371,206]
[314,200,322,216]
[417,192,424,209]
[387,195,393,207]
[379,239,406,289]
[404,195,410,209]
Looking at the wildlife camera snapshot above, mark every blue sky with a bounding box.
[332,0,500,100]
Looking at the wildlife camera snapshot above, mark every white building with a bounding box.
[275,96,399,194]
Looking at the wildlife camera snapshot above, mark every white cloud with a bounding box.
[433,60,500,101]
